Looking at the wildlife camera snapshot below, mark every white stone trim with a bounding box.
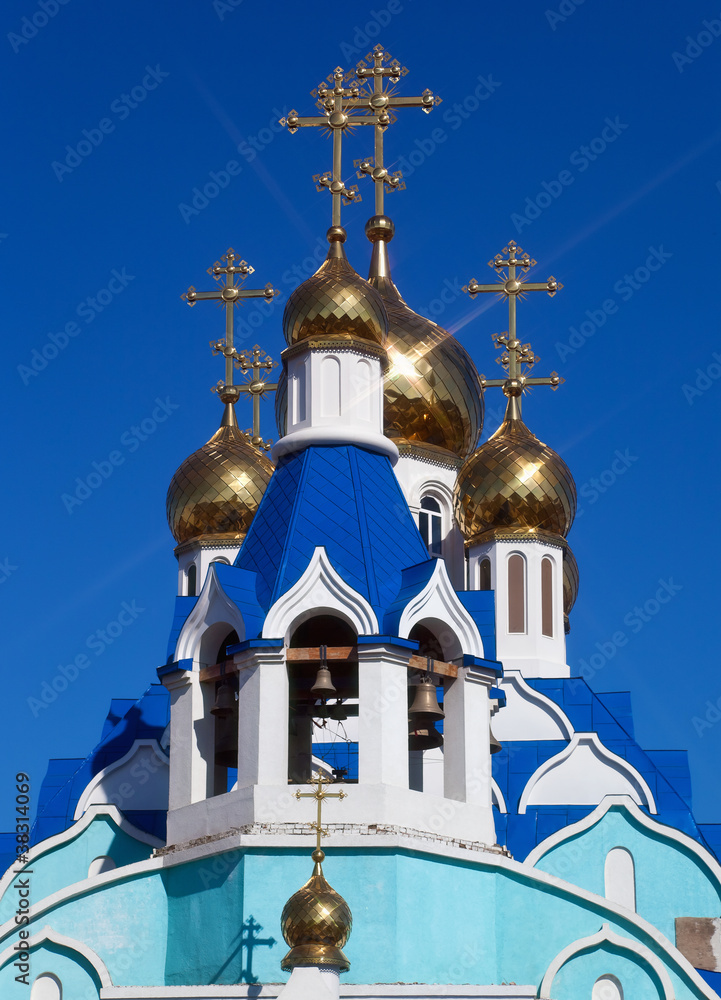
[526,794,721,890]
[271,425,399,463]
[397,559,483,658]
[538,923,675,1000]
[262,547,379,639]
[0,924,112,988]
[491,779,507,814]
[175,565,247,665]
[73,740,169,820]
[101,988,537,999]
[493,670,574,743]
[0,804,162,900]
[518,734,657,814]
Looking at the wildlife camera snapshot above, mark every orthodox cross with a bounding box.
[352,45,441,215]
[235,345,278,450]
[295,774,347,853]
[181,248,278,402]
[240,915,276,985]
[281,68,376,227]
[463,241,563,399]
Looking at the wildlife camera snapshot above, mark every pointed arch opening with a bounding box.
[508,553,526,633]
[541,556,554,637]
[604,847,636,911]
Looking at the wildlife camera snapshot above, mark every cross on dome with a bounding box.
[295,774,348,855]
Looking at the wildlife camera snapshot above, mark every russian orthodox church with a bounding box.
[4,45,721,1000]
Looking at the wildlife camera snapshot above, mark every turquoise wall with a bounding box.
[0,942,100,1000]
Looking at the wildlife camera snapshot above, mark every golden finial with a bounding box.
[182,248,279,403]
[463,241,564,410]
[281,67,377,230]
[352,44,441,216]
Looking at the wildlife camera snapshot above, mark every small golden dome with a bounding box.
[283,229,387,346]
[280,850,352,972]
[563,543,579,633]
[454,396,576,543]
[166,405,274,545]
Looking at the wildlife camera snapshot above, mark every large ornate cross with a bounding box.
[282,68,376,227]
[295,774,347,853]
[352,45,441,215]
[181,249,278,402]
[463,241,563,401]
[236,345,278,450]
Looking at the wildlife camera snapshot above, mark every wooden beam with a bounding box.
[199,648,458,683]
[409,654,457,679]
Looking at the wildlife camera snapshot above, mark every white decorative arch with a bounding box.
[262,547,379,639]
[414,478,454,514]
[605,847,636,911]
[526,794,721,892]
[175,564,246,664]
[397,559,483,658]
[73,740,169,820]
[539,923,674,1000]
[491,778,507,813]
[518,733,656,814]
[493,670,574,742]
[0,926,112,989]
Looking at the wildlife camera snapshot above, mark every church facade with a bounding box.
[3,46,721,1000]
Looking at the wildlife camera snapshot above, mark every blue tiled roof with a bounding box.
[236,445,430,621]
[166,596,197,661]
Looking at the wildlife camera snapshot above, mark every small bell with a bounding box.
[330,700,348,721]
[211,681,235,718]
[408,675,444,724]
[214,716,238,767]
[409,726,443,751]
[310,646,336,699]
[490,723,502,755]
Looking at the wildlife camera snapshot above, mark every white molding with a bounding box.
[175,565,246,664]
[397,559,483,658]
[518,734,657,814]
[0,924,112,988]
[539,923,675,1000]
[525,794,721,889]
[411,478,455,512]
[73,740,169,820]
[494,670,574,742]
[491,779,507,814]
[271,425,399,464]
[262,547,379,640]
[0,805,162,901]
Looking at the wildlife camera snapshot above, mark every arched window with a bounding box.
[31,975,62,1000]
[508,553,526,633]
[88,855,116,878]
[419,497,443,557]
[320,356,341,417]
[604,847,636,911]
[541,557,554,637]
[479,558,491,591]
[187,563,197,597]
[592,974,624,1000]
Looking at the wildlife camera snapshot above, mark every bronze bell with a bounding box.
[408,675,444,724]
[211,681,235,718]
[214,715,238,768]
[409,726,443,751]
[490,723,502,755]
[330,699,348,722]
[310,647,337,699]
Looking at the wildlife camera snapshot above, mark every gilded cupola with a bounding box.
[280,847,352,972]
[166,402,274,545]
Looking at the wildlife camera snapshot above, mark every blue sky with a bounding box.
[1,0,720,832]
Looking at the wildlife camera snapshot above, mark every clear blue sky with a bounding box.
[2,0,720,832]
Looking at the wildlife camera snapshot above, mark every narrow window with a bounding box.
[604,847,636,911]
[187,563,197,597]
[508,554,526,633]
[479,558,491,591]
[541,557,554,637]
[355,358,372,421]
[31,975,62,1000]
[419,497,443,557]
[320,356,341,417]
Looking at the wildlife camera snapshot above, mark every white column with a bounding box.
[357,643,410,788]
[161,668,212,809]
[234,646,288,789]
[443,666,493,808]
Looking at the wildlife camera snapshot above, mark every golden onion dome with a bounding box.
[280,849,352,972]
[454,395,576,543]
[563,543,579,633]
[283,227,387,347]
[166,404,274,545]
